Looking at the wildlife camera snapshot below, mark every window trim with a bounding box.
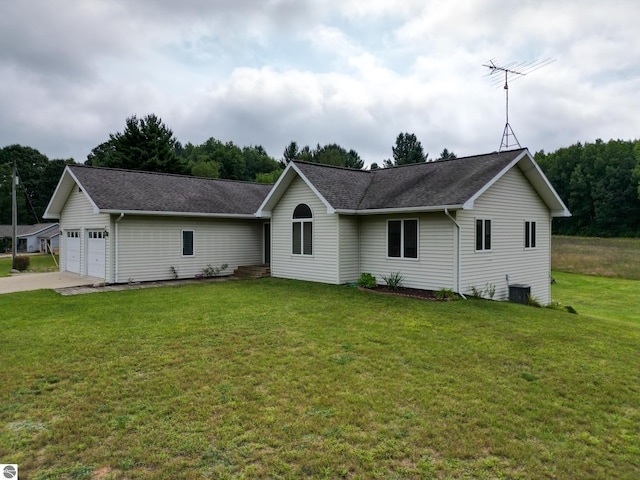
[292,204,313,256]
[524,220,537,250]
[475,218,492,252]
[386,218,419,260]
[182,229,195,257]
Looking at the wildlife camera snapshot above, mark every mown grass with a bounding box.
[1,279,639,479]
[0,254,59,276]
[551,271,640,324]
[552,236,640,280]
[551,236,640,323]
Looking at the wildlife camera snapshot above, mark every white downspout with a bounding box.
[445,209,466,299]
[115,213,124,283]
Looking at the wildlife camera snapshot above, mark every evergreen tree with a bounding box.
[86,114,187,174]
[384,133,428,167]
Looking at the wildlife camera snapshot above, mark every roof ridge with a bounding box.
[291,160,372,174]
[373,147,528,170]
[70,164,273,186]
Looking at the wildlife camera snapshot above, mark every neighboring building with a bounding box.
[0,223,59,253]
[44,148,570,303]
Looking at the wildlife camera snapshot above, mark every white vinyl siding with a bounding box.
[338,215,359,284]
[360,212,455,291]
[270,177,339,284]
[116,216,263,283]
[459,167,552,304]
[59,187,110,278]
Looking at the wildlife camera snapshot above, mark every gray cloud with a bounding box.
[1,0,639,165]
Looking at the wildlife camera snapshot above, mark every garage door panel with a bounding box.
[87,230,105,278]
[66,231,80,273]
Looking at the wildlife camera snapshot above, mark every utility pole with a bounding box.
[12,158,18,264]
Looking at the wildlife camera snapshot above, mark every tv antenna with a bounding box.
[483,59,555,151]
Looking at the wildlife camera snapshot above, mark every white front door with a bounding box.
[66,231,80,273]
[86,230,105,278]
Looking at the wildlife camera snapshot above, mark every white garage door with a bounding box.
[66,231,80,273]
[87,230,106,278]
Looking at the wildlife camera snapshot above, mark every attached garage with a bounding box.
[86,230,106,278]
[65,230,80,273]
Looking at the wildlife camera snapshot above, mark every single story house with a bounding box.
[0,223,59,253]
[44,148,570,304]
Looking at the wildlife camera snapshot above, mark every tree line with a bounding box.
[0,114,448,225]
[5,115,638,239]
[535,138,640,237]
[85,115,449,181]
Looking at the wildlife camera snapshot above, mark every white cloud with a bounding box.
[1,0,640,165]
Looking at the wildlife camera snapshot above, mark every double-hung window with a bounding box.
[182,230,194,256]
[475,219,492,251]
[387,219,418,259]
[524,221,537,249]
[292,204,313,255]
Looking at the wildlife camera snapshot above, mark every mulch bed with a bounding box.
[358,286,449,301]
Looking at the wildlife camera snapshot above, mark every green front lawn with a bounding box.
[1,279,639,479]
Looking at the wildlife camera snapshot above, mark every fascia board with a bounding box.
[464,150,528,209]
[334,205,464,215]
[290,164,336,214]
[98,210,261,219]
[43,167,75,218]
[256,163,296,217]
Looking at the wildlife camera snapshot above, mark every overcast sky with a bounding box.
[1,0,638,166]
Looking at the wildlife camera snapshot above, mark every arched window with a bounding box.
[292,204,313,255]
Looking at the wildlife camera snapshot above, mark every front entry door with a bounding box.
[263,223,270,264]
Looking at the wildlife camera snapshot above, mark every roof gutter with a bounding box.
[334,204,464,216]
[99,209,260,220]
[444,208,466,299]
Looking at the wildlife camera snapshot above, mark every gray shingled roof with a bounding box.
[68,165,273,216]
[0,223,58,238]
[293,149,526,211]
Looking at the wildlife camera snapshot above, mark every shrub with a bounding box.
[382,272,404,291]
[12,255,30,271]
[435,288,458,300]
[357,272,377,289]
[527,294,543,308]
[202,263,229,278]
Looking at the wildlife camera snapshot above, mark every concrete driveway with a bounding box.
[0,272,102,294]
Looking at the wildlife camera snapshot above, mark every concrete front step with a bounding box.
[232,264,271,279]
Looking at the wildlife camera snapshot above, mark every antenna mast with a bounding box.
[483,59,555,152]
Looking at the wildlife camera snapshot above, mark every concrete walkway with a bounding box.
[0,272,103,294]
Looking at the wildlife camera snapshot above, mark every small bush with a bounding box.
[382,272,404,291]
[12,255,30,271]
[527,294,543,308]
[357,272,377,289]
[435,288,458,300]
[202,263,229,278]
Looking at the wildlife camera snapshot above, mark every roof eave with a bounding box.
[334,205,464,215]
[99,209,261,219]
[256,162,335,216]
[44,166,101,217]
